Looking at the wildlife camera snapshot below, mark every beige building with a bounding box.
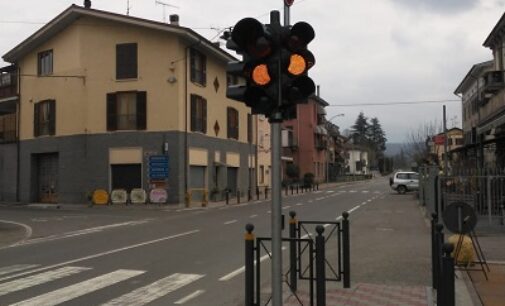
[0,4,257,203]
[256,115,271,192]
[429,128,464,166]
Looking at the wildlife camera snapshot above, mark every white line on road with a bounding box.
[12,269,145,306]
[348,205,361,213]
[349,190,357,193]
[250,215,258,218]
[0,266,90,297]
[361,202,367,205]
[174,289,206,305]
[0,220,33,247]
[362,190,369,193]
[295,203,303,206]
[16,220,151,247]
[282,205,291,210]
[367,199,372,202]
[0,264,39,277]
[0,230,199,283]
[102,273,204,306]
[224,220,238,225]
[308,200,313,203]
[219,247,286,281]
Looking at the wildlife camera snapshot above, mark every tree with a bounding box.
[368,117,387,154]
[350,112,369,145]
[403,120,442,166]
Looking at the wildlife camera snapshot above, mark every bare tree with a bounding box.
[403,120,443,166]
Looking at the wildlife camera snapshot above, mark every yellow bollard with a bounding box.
[202,190,208,207]
[185,191,191,208]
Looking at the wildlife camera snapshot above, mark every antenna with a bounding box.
[126,0,132,15]
[155,0,179,23]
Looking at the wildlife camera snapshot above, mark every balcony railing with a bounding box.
[482,70,504,94]
[0,113,17,143]
[0,66,18,100]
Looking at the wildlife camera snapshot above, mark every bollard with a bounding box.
[296,185,299,194]
[248,188,252,202]
[315,225,326,306]
[237,190,241,204]
[440,243,455,306]
[265,187,269,199]
[185,191,191,208]
[289,211,297,292]
[342,211,351,288]
[245,224,255,306]
[225,190,230,205]
[256,186,260,200]
[202,190,208,207]
[291,185,294,195]
[431,213,438,289]
[316,183,319,191]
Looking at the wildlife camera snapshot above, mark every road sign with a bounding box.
[285,0,294,6]
[148,155,169,179]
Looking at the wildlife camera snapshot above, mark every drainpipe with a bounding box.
[184,48,189,202]
[15,65,21,202]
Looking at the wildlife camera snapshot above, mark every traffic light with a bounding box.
[225,12,316,121]
[226,17,279,116]
[278,21,316,120]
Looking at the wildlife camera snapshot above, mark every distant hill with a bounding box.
[385,142,404,156]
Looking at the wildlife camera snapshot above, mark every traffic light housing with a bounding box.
[226,12,316,121]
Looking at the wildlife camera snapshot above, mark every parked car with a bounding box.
[390,171,419,194]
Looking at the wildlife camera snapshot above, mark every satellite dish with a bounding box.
[442,201,477,234]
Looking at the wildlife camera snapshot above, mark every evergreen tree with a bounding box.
[368,117,387,155]
[351,112,369,145]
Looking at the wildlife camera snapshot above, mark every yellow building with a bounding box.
[0,4,257,204]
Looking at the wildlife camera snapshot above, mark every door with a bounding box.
[37,153,58,203]
[189,166,206,202]
[227,167,238,195]
[111,164,142,192]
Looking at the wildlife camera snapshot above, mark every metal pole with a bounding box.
[289,211,297,292]
[342,211,351,288]
[431,213,438,289]
[441,243,455,306]
[284,2,290,26]
[245,224,255,306]
[443,105,448,176]
[315,226,326,306]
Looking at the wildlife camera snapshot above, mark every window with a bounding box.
[116,43,138,79]
[34,100,55,136]
[456,138,464,145]
[190,48,206,86]
[38,50,53,76]
[260,165,265,184]
[190,95,207,133]
[227,107,239,140]
[247,114,253,143]
[107,92,146,131]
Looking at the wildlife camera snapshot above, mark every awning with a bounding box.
[314,125,328,135]
[477,111,505,135]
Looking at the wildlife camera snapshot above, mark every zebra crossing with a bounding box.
[0,264,205,305]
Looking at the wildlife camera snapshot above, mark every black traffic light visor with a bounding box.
[287,22,315,50]
[232,18,272,58]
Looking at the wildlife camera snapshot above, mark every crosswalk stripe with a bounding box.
[101,273,204,306]
[10,269,144,306]
[0,265,39,277]
[0,266,90,297]
[174,289,206,305]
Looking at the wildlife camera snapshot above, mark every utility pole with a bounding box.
[155,0,179,23]
[443,105,448,176]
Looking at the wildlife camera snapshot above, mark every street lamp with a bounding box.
[326,113,344,183]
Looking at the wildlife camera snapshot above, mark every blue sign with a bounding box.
[148,155,169,179]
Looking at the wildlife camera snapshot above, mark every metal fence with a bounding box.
[419,166,505,225]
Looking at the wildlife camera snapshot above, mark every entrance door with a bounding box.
[227,167,238,195]
[37,153,58,203]
[111,164,142,192]
[189,166,206,202]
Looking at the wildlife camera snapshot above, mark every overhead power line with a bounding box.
[327,99,461,107]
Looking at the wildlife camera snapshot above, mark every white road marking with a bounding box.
[349,190,357,193]
[224,220,238,225]
[16,220,151,246]
[102,273,204,306]
[250,215,258,218]
[12,269,144,306]
[0,266,90,297]
[0,264,39,277]
[0,230,199,283]
[0,220,33,247]
[326,191,334,194]
[367,199,372,202]
[174,289,206,305]
[361,202,367,205]
[348,205,361,213]
[308,200,313,203]
[295,203,303,206]
[219,247,286,281]
[282,205,291,210]
[362,190,369,193]
[315,197,324,201]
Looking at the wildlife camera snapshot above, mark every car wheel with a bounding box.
[397,185,407,194]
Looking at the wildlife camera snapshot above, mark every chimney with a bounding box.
[169,14,179,26]
[316,85,320,97]
[84,0,91,9]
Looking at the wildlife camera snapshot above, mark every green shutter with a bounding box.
[107,93,117,131]
[48,100,56,135]
[136,91,147,130]
[202,98,207,134]
[34,103,40,137]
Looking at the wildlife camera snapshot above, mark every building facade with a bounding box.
[454,12,505,169]
[0,4,256,204]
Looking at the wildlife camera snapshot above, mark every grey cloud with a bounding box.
[391,0,478,14]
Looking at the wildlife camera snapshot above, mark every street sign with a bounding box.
[148,155,169,179]
[285,0,294,6]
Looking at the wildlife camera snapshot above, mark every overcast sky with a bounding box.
[1,0,504,142]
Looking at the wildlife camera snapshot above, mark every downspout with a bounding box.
[184,48,188,202]
[15,65,21,202]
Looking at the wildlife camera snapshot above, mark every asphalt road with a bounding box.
[0,177,431,305]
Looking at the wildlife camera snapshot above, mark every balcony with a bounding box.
[0,113,17,143]
[0,66,18,101]
[315,139,327,150]
[482,70,505,94]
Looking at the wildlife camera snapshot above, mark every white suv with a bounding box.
[390,171,419,194]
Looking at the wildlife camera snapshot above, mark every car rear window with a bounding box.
[396,173,408,179]
[409,174,419,180]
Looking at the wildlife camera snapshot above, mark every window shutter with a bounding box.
[202,98,207,134]
[34,103,40,137]
[190,95,196,132]
[116,43,137,79]
[202,54,207,85]
[107,93,117,131]
[48,100,56,135]
[190,49,196,83]
[136,91,147,130]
